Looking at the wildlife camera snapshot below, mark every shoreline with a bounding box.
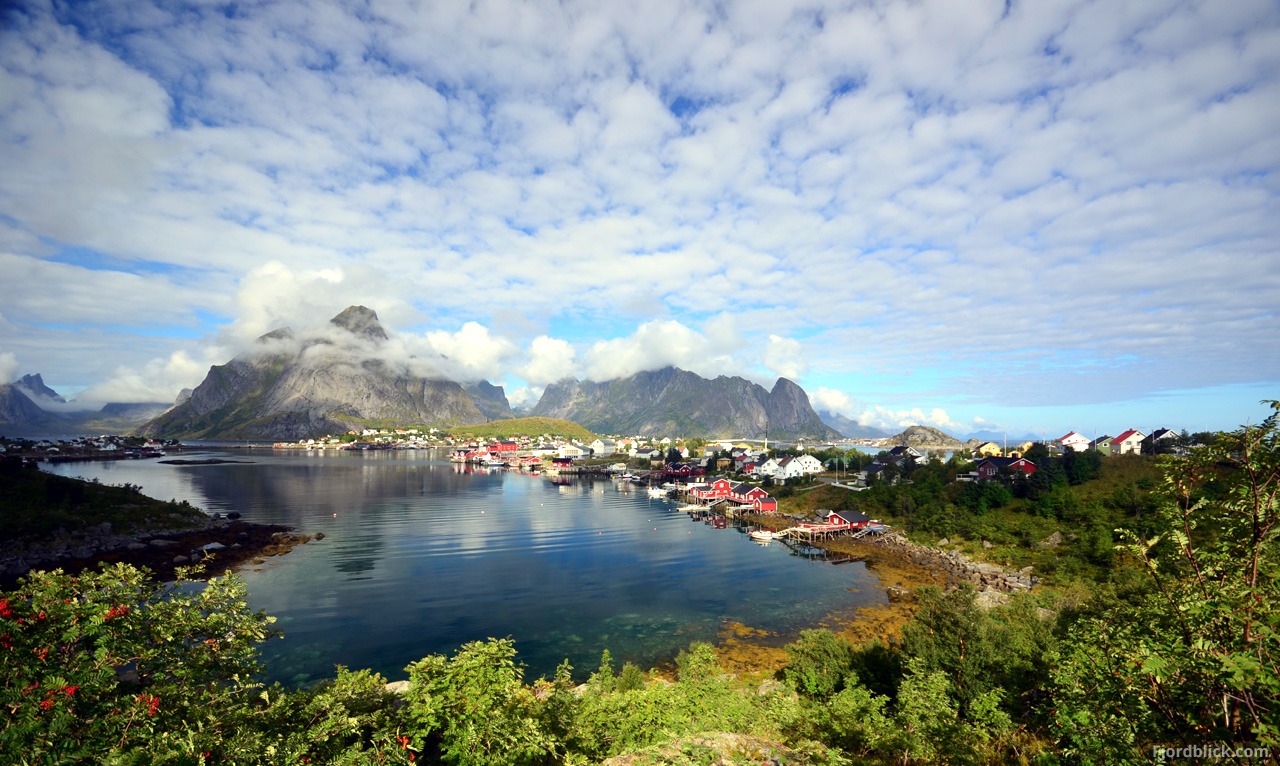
[712,511,1033,677]
[0,517,319,587]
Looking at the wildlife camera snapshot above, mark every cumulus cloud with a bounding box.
[417,322,518,382]
[582,319,746,382]
[505,385,542,411]
[809,387,855,415]
[518,336,578,385]
[2,0,1278,432]
[0,351,18,384]
[763,334,807,380]
[77,350,218,406]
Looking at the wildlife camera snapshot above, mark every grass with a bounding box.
[443,417,595,441]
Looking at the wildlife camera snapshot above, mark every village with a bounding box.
[263,423,1189,549]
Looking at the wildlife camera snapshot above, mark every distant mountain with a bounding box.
[530,366,840,440]
[465,381,515,422]
[141,306,511,440]
[868,425,967,450]
[0,374,193,437]
[965,429,1040,445]
[0,382,57,434]
[15,373,65,405]
[817,410,892,439]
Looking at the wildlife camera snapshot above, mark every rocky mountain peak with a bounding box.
[329,305,388,342]
[256,327,295,344]
[16,373,65,403]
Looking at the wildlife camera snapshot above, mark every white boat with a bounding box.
[749,529,781,541]
[646,487,670,498]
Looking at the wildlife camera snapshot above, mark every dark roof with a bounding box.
[978,456,1030,469]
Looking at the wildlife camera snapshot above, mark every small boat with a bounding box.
[646,487,670,498]
[749,529,780,541]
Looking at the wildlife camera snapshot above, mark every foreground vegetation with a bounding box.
[4,404,1278,764]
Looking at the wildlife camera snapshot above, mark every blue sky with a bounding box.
[1,0,1278,437]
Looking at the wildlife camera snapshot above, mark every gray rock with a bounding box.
[384,680,411,695]
[172,555,189,565]
[1036,531,1063,548]
[981,540,993,549]
[148,539,178,549]
[975,590,1010,610]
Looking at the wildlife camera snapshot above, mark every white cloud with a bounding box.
[1,0,1278,433]
[809,387,854,415]
[505,385,542,411]
[582,319,747,382]
[0,351,18,384]
[763,334,807,380]
[418,322,518,383]
[518,336,578,385]
[78,349,218,406]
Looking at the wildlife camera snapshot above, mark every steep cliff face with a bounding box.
[15,374,65,405]
[141,307,499,440]
[531,366,840,440]
[464,381,514,421]
[0,383,53,431]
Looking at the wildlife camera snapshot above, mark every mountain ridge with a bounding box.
[531,366,839,440]
[140,307,511,440]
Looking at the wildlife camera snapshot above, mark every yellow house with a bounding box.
[1006,441,1035,458]
[975,441,1003,458]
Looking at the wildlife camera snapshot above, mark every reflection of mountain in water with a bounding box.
[43,450,888,685]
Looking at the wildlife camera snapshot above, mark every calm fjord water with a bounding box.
[44,448,886,683]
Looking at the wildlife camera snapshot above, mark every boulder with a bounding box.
[974,590,1010,610]
[1036,531,1063,548]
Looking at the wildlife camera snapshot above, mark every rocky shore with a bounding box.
[710,514,1042,678]
[0,516,321,585]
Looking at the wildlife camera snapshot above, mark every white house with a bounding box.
[558,444,587,459]
[785,454,825,478]
[1057,431,1091,452]
[1111,429,1146,455]
[590,438,617,457]
[759,454,826,480]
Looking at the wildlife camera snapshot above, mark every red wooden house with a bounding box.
[975,457,1036,480]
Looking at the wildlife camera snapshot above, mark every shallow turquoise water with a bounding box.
[44,448,885,683]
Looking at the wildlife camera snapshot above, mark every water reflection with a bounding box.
[44,449,887,684]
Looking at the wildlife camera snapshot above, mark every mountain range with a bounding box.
[0,374,169,436]
[816,410,892,439]
[138,306,510,440]
[5,306,890,443]
[531,366,840,440]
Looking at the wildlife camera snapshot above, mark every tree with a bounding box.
[406,638,555,766]
[1052,401,1280,761]
[1024,442,1051,464]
